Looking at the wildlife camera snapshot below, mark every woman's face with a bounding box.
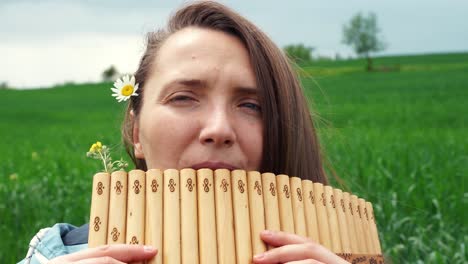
[133,27,263,171]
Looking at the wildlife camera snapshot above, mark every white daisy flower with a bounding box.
[111,75,139,102]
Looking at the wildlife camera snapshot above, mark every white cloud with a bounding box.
[1,33,143,88]
[0,0,173,88]
[0,0,171,41]
[1,0,467,88]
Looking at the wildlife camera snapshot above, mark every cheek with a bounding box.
[141,109,178,143]
[241,121,263,169]
[139,110,198,167]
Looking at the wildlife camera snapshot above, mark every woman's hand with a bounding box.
[48,244,157,264]
[252,230,350,264]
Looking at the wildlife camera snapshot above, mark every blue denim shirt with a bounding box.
[17,223,88,264]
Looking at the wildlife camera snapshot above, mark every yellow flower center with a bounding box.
[121,85,134,96]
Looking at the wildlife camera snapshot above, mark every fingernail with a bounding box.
[253,253,265,260]
[262,230,273,236]
[144,245,155,252]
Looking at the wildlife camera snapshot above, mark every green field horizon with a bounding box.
[1,52,467,263]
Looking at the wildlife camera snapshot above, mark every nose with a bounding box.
[199,107,236,147]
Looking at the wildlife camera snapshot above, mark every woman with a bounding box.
[19,2,349,264]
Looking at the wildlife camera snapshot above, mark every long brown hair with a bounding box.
[122,1,328,184]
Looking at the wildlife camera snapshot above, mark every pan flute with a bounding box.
[88,169,384,263]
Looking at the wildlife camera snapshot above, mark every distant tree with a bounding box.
[283,44,314,64]
[342,12,386,71]
[102,65,119,81]
[0,81,8,89]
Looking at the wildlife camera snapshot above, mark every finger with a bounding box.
[285,260,325,264]
[260,230,311,247]
[51,244,157,263]
[253,243,312,263]
[253,243,349,264]
[73,256,125,264]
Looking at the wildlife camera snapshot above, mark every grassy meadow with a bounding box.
[1,52,467,263]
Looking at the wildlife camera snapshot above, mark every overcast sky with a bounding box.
[2,0,467,89]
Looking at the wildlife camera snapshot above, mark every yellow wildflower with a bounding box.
[89,141,103,153]
[86,141,128,173]
[9,173,18,181]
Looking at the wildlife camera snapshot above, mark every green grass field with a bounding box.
[1,52,466,263]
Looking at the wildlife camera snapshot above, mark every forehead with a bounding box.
[152,27,254,80]
[158,27,247,60]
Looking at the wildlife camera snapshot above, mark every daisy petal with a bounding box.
[111,74,139,102]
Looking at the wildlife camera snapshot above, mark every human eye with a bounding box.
[169,94,194,102]
[166,92,197,106]
[239,101,261,113]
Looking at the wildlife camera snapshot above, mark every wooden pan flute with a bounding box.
[88,169,384,264]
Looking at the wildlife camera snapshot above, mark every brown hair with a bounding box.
[122,1,328,184]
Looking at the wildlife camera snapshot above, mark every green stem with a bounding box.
[98,150,108,172]
[111,160,127,170]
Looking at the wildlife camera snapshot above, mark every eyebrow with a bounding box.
[233,86,259,96]
[161,78,205,92]
[162,78,258,95]
[172,78,205,87]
